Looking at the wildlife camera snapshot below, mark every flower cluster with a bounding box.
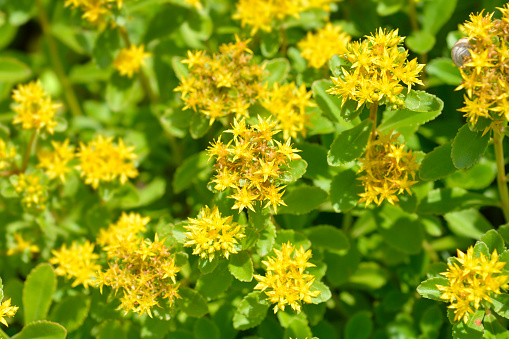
[438,247,509,323]
[12,80,60,135]
[37,139,75,182]
[0,139,16,171]
[455,6,509,126]
[12,173,47,210]
[297,23,351,69]
[7,233,40,257]
[75,135,138,189]
[327,29,424,109]
[95,234,181,317]
[261,83,315,139]
[0,297,18,327]
[64,0,123,24]
[174,37,265,123]
[113,45,151,78]
[185,206,245,261]
[254,242,320,313]
[207,117,301,212]
[50,241,101,289]
[233,0,339,35]
[357,131,419,207]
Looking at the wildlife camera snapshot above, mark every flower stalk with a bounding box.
[493,128,509,222]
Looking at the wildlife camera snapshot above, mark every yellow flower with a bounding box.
[0,298,18,327]
[50,241,101,289]
[233,0,340,35]
[75,135,138,189]
[13,173,47,210]
[12,80,61,134]
[7,233,40,257]
[185,0,202,10]
[113,44,151,78]
[357,131,419,207]
[254,242,320,313]
[96,212,150,258]
[37,139,75,182]
[327,28,424,109]
[185,206,245,261]
[207,116,301,213]
[261,83,315,139]
[94,234,181,317]
[297,23,351,69]
[0,139,16,171]
[437,247,509,323]
[175,36,264,124]
[64,0,123,24]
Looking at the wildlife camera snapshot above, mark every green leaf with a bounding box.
[451,124,490,169]
[278,186,328,215]
[172,152,211,193]
[480,230,505,254]
[499,224,509,245]
[92,28,120,68]
[473,241,490,259]
[233,292,270,330]
[106,72,136,112]
[417,187,499,214]
[416,277,448,301]
[283,317,312,339]
[248,202,270,231]
[483,313,509,339]
[327,119,373,166]
[303,225,349,252]
[404,90,444,112]
[345,311,373,339]
[256,221,276,257]
[374,204,424,255]
[260,30,281,58]
[324,248,361,287]
[444,209,493,239]
[196,261,233,300]
[452,321,483,339]
[194,317,220,339]
[425,58,462,86]
[330,169,364,212]
[262,59,290,86]
[297,143,331,180]
[310,281,331,304]
[23,264,56,323]
[347,262,388,290]
[144,4,188,42]
[279,159,307,184]
[97,320,125,339]
[422,0,458,35]
[7,0,35,26]
[171,56,189,81]
[491,294,509,319]
[275,229,311,250]
[419,142,457,181]
[340,99,364,122]
[190,111,211,139]
[406,31,436,54]
[228,251,254,282]
[466,309,485,332]
[49,294,90,332]
[198,257,219,274]
[312,80,354,127]
[0,57,31,82]
[12,320,67,339]
[419,306,444,336]
[445,160,497,190]
[176,287,208,317]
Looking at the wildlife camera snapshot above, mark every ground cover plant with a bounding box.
[2,0,509,338]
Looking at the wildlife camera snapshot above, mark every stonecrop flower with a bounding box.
[12,80,61,134]
[438,246,509,323]
[64,0,123,24]
[185,206,245,261]
[96,212,150,257]
[297,23,351,69]
[254,242,320,313]
[0,139,16,171]
[207,116,301,213]
[95,234,181,317]
[7,233,40,257]
[261,83,315,139]
[75,135,138,189]
[37,139,75,182]
[454,6,509,126]
[174,36,265,123]
[113,44,151,78]
[185,0,202,10]
[50,241,101,289]
[0,298,18,327]
[233,0,340,35]
[13,173,47,210]
[327,28,424,109]
[357,131,419,207]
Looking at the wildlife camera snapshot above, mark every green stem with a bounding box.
[21,130,38,173]
[493,129,509,222]
[279,25,288,56]
[369,102,378,142]
[408,0,428,87]
[118,26,158,102]
[35,0,83,116]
